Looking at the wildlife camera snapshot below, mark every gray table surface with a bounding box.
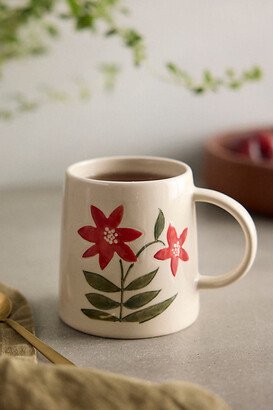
[0,187,272,410]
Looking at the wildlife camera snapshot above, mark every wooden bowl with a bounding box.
[202,129,273,216]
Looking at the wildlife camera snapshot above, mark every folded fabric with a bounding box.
[0,282,230,409]
[0,283,36,361]
[0,357,230,410]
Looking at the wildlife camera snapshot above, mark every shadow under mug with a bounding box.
[59,156,257,339]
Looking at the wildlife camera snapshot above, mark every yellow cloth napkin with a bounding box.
[0,357,230,410]
[0,282,36,361]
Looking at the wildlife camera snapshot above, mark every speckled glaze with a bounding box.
[59,156,257,338]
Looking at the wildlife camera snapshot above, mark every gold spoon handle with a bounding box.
[5,318,75,366]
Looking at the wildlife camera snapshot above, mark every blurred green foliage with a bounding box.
[166,63,263,94]
[0,0,145,69]
[0,1,263,119]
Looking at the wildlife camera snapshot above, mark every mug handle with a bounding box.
[193,188,257,290]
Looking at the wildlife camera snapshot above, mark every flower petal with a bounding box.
[171,257,179,276]
[108,205,124,227]
[116,228,142,242]
[78,226,99,243]
[167,225,178,246]
[82,244,99,258]
[180,248,189,261]
[115,243,137,262]
[98,245,115,270]
[91,206,108,228]
[154,248,171,260]
[179,228,188,245]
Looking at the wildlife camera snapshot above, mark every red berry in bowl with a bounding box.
[232,130,273,162]
[236,136,262,160]
[256,130,273,160]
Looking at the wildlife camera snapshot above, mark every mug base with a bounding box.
[59,308,199,339]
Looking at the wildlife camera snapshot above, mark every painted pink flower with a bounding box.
[78,205,142,270]
[154,225,189,277]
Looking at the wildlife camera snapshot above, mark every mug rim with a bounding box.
[66,156,192,185]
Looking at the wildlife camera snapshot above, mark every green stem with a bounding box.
[123,239,165,283]
[119,259,124,322]
[136,239,165,258]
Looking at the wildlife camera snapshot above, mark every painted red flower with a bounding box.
[154,225,189,277]
[78,205,142,270]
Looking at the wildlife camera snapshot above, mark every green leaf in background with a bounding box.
[122,294,178,323]
[124,290,161,309]
[99,63,120,90]
[44,23,59,38]
[154,209,165,240]
[105,28,118,36]
[125,268,159,291]
[85,293,120,310]
[67,0,80,17]
[82,309,119,322]
[166,62,263,95]
[83,271,120,292]
[0,2,262,120]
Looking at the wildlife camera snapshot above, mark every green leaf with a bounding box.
[154,209,165,240]
[123,29,142,47]
[243,66,263,81]
[85,293,120,310]
[125,268,159,291]
[229,81,241,90]
[83,271,120,292]
[77,14,94,30]
[45,24,59,37]
[82,309,119,322]
[124,290,160,309]
[105,28,117,36]
[67,0,80,17]
[203,69,213,83]
[193,87,205,94]
[166,62,179,74]
[122,294,177,323]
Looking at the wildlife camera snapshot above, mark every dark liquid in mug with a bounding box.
[88,171,171,182]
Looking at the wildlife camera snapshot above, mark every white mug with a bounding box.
[59,156,257,338]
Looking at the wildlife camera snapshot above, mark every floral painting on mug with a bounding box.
[78,205,189,323]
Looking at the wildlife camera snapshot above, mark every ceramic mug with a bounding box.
[59,156,257,338]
